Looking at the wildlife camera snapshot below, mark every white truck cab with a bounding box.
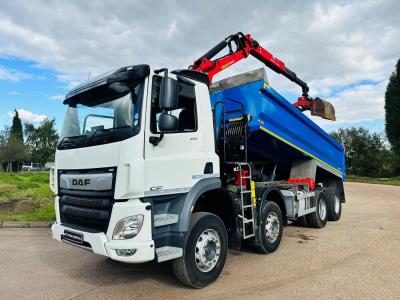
[51,65,222,268]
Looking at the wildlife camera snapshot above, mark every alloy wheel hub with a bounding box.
[195,229,221,272]
[265,212,280,243]
[334,195,340,214]
[319,197,327,220]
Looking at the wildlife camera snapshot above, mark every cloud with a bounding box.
[49,95,64,101]
[8,108,48,123]
[0,0,398,126]
[166,20,177,40]
[0,65,32,82]
[8,90,19,95]
[311,80,388,129]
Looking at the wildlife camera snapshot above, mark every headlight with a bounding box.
[113,215,144,240]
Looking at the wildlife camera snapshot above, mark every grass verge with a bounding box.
[0,204,54,221]
[346,175,400,186]
[0,171,55,221]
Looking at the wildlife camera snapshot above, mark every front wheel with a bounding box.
[172,212,228,288]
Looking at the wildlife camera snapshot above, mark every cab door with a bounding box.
[144,74,208,196]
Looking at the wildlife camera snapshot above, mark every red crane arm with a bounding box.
[189,32,313,111]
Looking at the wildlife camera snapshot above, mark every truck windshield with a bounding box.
[58,82,143,150]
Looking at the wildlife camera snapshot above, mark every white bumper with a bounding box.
[51,198,155,263]
[51,223,154,263]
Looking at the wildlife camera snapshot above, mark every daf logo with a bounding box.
[72,179,90,186]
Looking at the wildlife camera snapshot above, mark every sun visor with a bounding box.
[64,64,150,105]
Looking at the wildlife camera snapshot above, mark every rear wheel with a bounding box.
[306,190,328,228]
[172,212,228,288]
[327,190,342,221]
[252,201,283,254]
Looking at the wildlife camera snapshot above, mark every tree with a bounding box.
[0,128,9,170]
[0,127,26,172]
[3,135,26,172]
[24,119,59,165]
[331,127,395,178]
[3,111,26,171]
[10,110,23,142]
[385,58,400,163]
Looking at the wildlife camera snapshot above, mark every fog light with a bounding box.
[113,215,144,240]
[116,249,137,257]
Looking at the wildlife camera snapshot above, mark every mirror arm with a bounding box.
[151,72,178,146]
[150,107,167,146]
[149,133,164,146]
[154,68,168,76]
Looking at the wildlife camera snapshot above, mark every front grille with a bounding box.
[57,167,116,233]
[60,195,113,233]
[61,196,110,209]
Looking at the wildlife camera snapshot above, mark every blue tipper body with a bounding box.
[209,69,345,179]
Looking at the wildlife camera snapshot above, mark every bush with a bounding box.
[331,127,396,178]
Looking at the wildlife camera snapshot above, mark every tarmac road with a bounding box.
[0,182,400,299]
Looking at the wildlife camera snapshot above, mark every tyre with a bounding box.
[252,201,283,254]
[326,189,342,221]
[306,190,328,228]
[172,212,228,288]
[294,215,309,227]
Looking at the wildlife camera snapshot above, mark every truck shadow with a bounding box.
[40,245,189,290]
[102,259,187,288]
[40,223,318,291]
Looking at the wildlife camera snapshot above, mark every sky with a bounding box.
[0,0,399,134]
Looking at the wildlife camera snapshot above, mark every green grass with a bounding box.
[0,171,53,202]
[0,204,54,221]
[0,171,55,221]
[346,175,400,186]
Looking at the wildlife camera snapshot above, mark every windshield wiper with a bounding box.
[58,135,87,149]
[89,125,131,145]
[58,126,131,149]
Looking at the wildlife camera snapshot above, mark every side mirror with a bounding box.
[159,113,178,132]
[160,77,178,110]
[149,73,179,146]
[311,97,336,121]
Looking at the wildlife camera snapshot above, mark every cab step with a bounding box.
[154,214,179,227]
[156,246,183,262]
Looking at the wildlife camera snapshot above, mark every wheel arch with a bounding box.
[178,177,223,232]
[191,188,235,234]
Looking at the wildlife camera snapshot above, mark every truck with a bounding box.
[50,32,345,288]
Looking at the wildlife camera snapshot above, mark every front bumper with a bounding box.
[51,223,155,263]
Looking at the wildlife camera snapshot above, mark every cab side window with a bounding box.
[150,75,197,133]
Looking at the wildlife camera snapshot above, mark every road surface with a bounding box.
[1,182,399,299]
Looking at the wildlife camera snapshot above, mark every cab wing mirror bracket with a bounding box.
[149,71,179,146]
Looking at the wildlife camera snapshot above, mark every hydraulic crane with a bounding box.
[190,32,335,120]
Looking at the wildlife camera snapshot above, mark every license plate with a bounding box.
[62,230,84,244]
